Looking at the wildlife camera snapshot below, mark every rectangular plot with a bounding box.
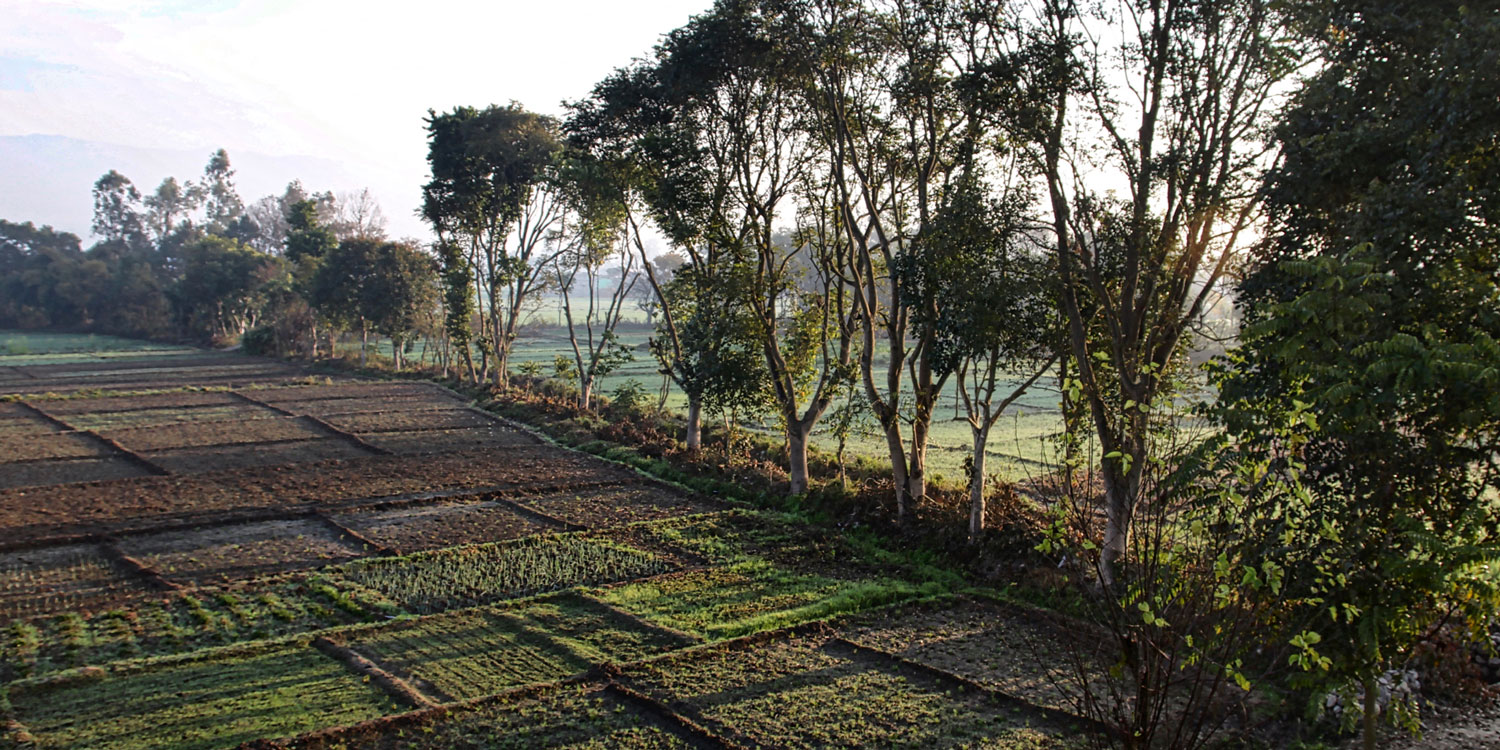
[145,438,375,474]
[523,484,720,528]
[321,407,495,434]
[121,518,370,585]
[346,608,584,701]
[0,432,109,463]
[6,643,400,750]
[841,600,1081,713]
[509,591,694,664]
[360,426,540,455]
[0,402,36,418]
[41,391,244,414]
[330,499,550,555]
[254,382,448,404]
[0,543,148,622]
[335,536,671,614]
[103,416,328,451]
[623,636,1067,749]
[0,456,149,490]
[0,415,63,437]
[63,403,281,431]
[288,393,465,417]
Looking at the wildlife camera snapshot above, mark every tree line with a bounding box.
[3,0,1496,745]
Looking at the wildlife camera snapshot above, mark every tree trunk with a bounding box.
[969,425,990,541]
[392,338,403,372]
[1362,674,1379,750]
[881,419,912,518]
[359,322,368,368]
[685,397,703,452]
[1100,433,1145,588]
[579,375,593,411]
[788,425,811,495]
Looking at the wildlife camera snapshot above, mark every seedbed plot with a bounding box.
[506,591,695,665]
[0,431,109,463]
[598,559,917,640]
[360,425,541,455]
[0,403,36,418]
[621,635,1074,749]
[329,500,550,555]
[334,535,671,614]
[0,448,634,539]
[121,518,371,585]
[285,392,465,417]
[1,576,392,681]
[0,543,148,623]
[841,599,1082,713]
[0,456,149,490]
[281,682,700,750]
[253,382,449,405]
[63,403,282,431]
[3,641,401,750]
[0,415,62,437]
[521,485,723,528]
[102,416,329,452]
[320,407,496,434]
[38,390,243,415]
[341,607,587,701]
[145,438,376,474]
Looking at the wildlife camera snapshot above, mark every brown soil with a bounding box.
[0,416,63,437]
[119,518,370,585]
[330,500,552,555]
[0,457,150,491]
[0,543,150,622]
[144,438,376,474]
[322,408,496,434]
[102,416,331,451]
[0,432,110,463]
[40,391,245,414]
[287,393,466,417]
[521,485,723,528]
[0,447,637,541]
[60,404,282,431]
[252,382,452,404]
[359,426,541,455]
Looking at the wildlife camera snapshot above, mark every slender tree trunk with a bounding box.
[788,424,811,495]
[579,374,593,411]
[1362,674,1379,750]
[685,397,703,452]
[360,321,368,368]
[969,425,990,541]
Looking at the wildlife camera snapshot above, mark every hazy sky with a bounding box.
[1,0,713,239]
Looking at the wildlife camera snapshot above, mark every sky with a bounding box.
[0,0,714,240]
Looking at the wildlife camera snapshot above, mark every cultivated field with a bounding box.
[0,331,1091,749]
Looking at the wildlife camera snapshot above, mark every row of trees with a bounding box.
[413,0,1499,746]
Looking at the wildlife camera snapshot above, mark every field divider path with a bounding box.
[310,636,440,709]
[570,590,702,645]
[603,680,750,750]
[227,389,299,417]
[312,512,400,557]
[825,635,1112,738]
[230,389,392,456]
[16,401,172,476]
[99,538,182,592]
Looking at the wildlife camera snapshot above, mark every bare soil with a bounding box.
[119,518,371,585]
[40,391,245,414]
[521,485,723,528]
[0,543,150,622]
[0,456,151,491]
[286,393,466,417]
[0,447,637,540]
[359,426,541,455]
[0,432,110,463]
[0,416,63,437]
[321,408,496,434]
[251,382,452,404]
[144,438,377,474]
[329,500,552,555]
[102,416,332,451]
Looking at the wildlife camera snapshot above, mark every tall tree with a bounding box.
[1024,0,1297,582]
[142,176,202,246]
[201,148,245,234]
[422,104,566,385]
[1220,3,1500,746]
[91,170,147,247]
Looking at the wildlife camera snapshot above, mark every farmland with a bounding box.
[0,331,1091,749]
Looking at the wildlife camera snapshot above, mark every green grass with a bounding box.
[283,682,696,750]
[332,535,671,614]
[2,642,399,750]
[622,635,1078,749]
[0,576,397,681]
[598,558,921,639]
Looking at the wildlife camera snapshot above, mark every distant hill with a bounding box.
[0,134,425,241]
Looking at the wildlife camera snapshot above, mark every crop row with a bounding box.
[333,534,671,614]
[2,640,399,750]
[0,576,395,682]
